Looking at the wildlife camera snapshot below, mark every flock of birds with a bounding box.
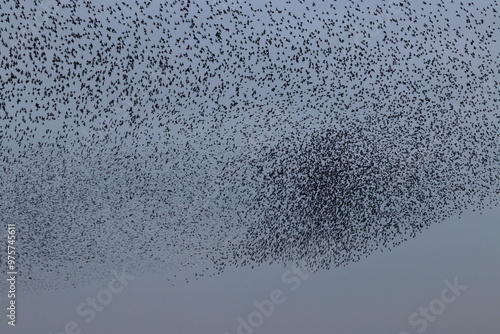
[0,0,498,292]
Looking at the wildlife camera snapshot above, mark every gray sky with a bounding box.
[4,207,499,334]
[0,0,498,333]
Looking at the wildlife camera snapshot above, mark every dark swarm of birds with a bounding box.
[0,0,498,291]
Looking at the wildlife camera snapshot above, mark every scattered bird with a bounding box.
[0,0,497,292]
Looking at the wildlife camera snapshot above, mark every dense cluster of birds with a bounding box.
[0,0,498,291]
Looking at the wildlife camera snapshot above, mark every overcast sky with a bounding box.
[0,0,498,333]
[3,207,499,334]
